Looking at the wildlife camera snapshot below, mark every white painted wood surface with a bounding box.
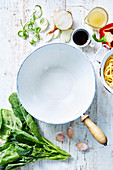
[0,0,113,170]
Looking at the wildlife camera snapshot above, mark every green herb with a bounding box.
[92,34,107,43]
[0,93,71,169]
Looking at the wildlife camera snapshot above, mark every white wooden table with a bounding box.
[0,0,113,170]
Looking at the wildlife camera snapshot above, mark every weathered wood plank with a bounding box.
[0,0,113,170]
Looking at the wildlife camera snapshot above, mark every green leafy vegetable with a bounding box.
[5,156,35,170]
[0,109,22,140]
[11,129,43,146]
[9,93,25,123]
[92,34,107,43]
[9,93,42,140]
[0,109,42,145]
[0,143,20,166]
[0,93,71,170]
[0,110,2,129]
[0,142,33,167]
[9,93,70,156]
[1,109,22,130]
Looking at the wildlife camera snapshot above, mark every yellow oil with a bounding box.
[88,10,106,28]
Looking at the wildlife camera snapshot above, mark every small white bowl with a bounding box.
[72,28,93,48]
[17,43,96,124]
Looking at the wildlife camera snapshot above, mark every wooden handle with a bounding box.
[81,115,107,145]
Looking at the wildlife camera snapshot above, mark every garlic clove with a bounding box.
[53,29,60,39]
[60,29,73,43]
[56,132,65,142]
[76,142,89,151]
[67,126,74,139]
[53,10,73,30]
[44,33,53,42]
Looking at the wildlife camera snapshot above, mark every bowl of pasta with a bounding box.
[100,48,113,93]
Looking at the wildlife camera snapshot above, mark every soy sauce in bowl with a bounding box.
[72,29,89,46]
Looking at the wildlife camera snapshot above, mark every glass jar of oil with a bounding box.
[84,7,108,29]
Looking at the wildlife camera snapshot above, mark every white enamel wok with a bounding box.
[17,43,107,145]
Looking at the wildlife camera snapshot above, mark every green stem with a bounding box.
[92,34,107,43]
[42,137,71,157]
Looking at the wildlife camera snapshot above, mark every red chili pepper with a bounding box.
[92,23,113,49]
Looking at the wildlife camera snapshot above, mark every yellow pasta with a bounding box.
[104,55,113,88]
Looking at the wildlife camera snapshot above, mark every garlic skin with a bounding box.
[56,132,65,142]
[76,143,89,151]
[67,126,74,139]
[60,29,73,43]
[53,10,73,30]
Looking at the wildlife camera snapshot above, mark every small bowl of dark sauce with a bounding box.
[72,28,91,47]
